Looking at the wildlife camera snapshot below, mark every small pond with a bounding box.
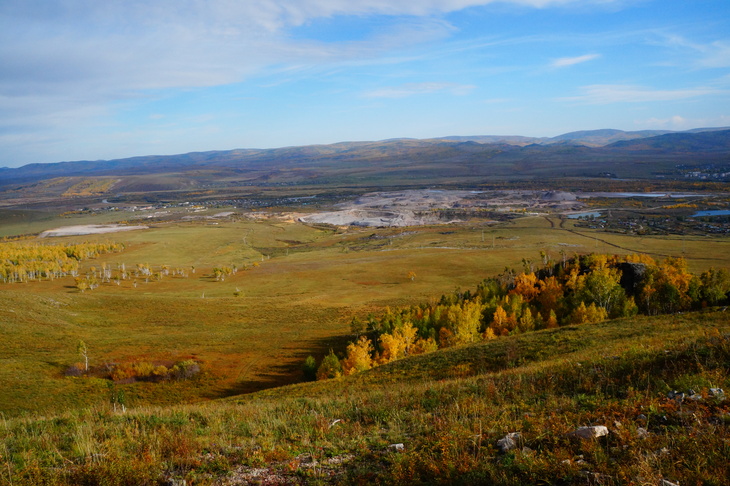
[567,211,602,219]
[692,210,730,217]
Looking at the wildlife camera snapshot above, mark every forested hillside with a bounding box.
[316,253,730,379]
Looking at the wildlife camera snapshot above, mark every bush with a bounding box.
[171,360,200,380]
[109,360,199,382]
[302,355,317,381]
[316,350,342,380]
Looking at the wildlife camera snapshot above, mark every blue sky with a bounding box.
[1,0,729,167]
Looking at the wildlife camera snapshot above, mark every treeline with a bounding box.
[0,241,124,283]
[311,253,730,379]
[0,237,255,291]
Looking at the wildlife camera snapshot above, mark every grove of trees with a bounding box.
[316,253,730,379]
[0,241,124,283]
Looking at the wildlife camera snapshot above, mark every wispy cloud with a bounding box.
[0,0,719,166]
[363,82,476,98]
[652,34,730,69]
[561,84,723,104]
[639,115,689,129]
[636,114,730,130]
[0,1,629,97]
[551,53,600,68]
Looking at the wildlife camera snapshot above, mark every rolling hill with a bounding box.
[1,128,729,198]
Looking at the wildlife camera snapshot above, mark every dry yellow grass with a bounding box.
[1,212,728,417]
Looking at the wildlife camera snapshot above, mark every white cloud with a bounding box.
[0,0,654,165]
[0,1,627,94]
[639,115,689,129]
[363,82,476,98]
[0,3,469,125]
[0,1,628,98]
[551,53,600,68]
[636,114,730,130]
[561,84,723,104]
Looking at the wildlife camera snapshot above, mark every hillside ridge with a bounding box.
[0,129,730,192]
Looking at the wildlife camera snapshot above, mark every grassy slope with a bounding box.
[2,215,730,418]
[1,310,728,485]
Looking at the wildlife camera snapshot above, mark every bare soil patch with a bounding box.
[299,189,584,227]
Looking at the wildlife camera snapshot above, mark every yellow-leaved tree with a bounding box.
[379,321,418,363]
[570,302,607,325]
[444,299,484,345]
[342,336,374,375]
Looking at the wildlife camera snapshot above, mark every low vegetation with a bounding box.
[62,178,118,197]
[0,310,727,484]
[66,357,201,384]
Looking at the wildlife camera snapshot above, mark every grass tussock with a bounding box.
[1,309,728,485]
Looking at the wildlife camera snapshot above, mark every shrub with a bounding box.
[316,350,342,380]
[171,360,200,380]
[302,355,317,381]
[109,360,198,382]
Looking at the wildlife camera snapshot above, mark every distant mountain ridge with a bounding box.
[440,127,730,147]
[605,129,730,152]
[1,127,729,190]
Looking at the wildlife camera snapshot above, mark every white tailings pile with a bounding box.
[39,224,148,237]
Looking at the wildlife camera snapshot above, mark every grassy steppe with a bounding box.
[2,213,730,418]
[1,310,728,484]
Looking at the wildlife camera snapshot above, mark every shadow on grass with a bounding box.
[203,333,354,399]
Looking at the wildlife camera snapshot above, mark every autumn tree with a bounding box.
[537,276,564,319]
[516,307,535,333]
[75,278,89,293]
[438,327,455,347]
[342,336,374,375]
[569,302,607,325]
[410,337,439,354]
[379,321,418,363]
[577,266,626,317]
[490,305,510,336]
[546,309,559,328]
[640,257,696,314]
[444,300,484,345]
[510,272,540,302]
[700,267,730,306]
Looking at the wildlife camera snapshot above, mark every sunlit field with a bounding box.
[2,209,729,417]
